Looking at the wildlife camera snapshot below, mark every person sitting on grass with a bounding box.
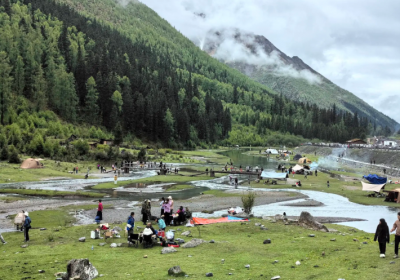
[296,181,302,187]
[156,216,166,231]
[185,207,192,220]
[176,206,186,225]
[146,222,158,236]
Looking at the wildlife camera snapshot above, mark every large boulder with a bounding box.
[161,247,177,254]
[298,212,328,232]
[181,231,191,236]
[181,238,207,248]
[62,259,98,280]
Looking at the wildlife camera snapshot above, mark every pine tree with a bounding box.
[84,76,100,125]
[0,52,13,125]
[32,64,47,111]
[163,108,175,142]
[14,55,25,96]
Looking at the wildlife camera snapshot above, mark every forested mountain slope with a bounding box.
[0,0,389,152]
[200,28,398,130]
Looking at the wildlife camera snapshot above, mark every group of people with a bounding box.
[374,212,400,258]
[1,210,31,245]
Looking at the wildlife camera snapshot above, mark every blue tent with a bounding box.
[363,174,387,184]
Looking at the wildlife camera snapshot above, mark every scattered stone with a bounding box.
[228,273,233,275]
[245,264,250,269]
[188,255,192,257]
[362,242,368,244]
[40,228,47,231]
[143,255,147,258]
[161,247,177,254]
[78,237,86,242]
[390,261,395,264]
[255,223,261,226]
[209,240,215,243]
[177,228,182,231]
[110,243,117,248]
[38,270,45,273]
[112,226,122,233]
[168,266,185,276]
[54,272,66,277]
[181,231,191,236]
[176,238,185,244]
[314,265,319,268]
[263,239,271,244]
[298,212,328,232]
[181,238,206,248]
[328,228,338,232]
[296,261,301,266]
[99,274,104,277]
[271,276,281,280]
[221,259,225,263]
[21,245,28,248]
[274,260,279,263]
[206,272,213,277]
[309,234,315,237]
[63,259,98,280]
[330,238,336,241]
[116,243,123,247]
[260,227,268,230]
[353,239,358,242]
[98,243,106,246]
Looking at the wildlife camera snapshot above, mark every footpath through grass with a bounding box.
[1,208,399,280]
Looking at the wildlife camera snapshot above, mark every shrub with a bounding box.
[0,145,9,161]
[8,145,21,164]
[241,191,256,214]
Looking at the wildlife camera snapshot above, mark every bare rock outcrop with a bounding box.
[298,211,328,232]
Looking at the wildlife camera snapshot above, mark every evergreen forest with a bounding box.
[0,0,394,161]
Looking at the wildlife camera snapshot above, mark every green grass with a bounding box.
[252,171,400,208]
[0,208,398,280]
[202,189,242,197]
[0,189,104,198]
[0,196,27,203]
[166,184,194,191]
[0,159,98,183]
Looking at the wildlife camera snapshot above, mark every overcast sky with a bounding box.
[140,0,400,123]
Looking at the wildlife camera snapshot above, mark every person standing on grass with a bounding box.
[0,233,6,244]
[156,217,166,231]
[24,212,31,242]
[97,200,103,223]
[114,174,118,185]
[168,196,174,214]
[160,197,165,216]
[390,212,400,258]
[327,181,330,188]
[164,198,171,226]
[127,212,135,236]
[374,218,390,258]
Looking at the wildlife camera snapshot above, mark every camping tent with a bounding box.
[298,157,312,164]
[361,182,386,192]
[363,174,387,184]
[20,158,43,169]
[265,149,279,155]
[293,154,302,160]
[260,171,287,179]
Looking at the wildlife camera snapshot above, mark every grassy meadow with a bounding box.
[1,207,399,280]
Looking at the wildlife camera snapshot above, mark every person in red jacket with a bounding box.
[96,200,103,223]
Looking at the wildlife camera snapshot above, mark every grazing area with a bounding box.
[1,208,399,280]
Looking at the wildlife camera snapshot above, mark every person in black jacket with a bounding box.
[374,218,390,257]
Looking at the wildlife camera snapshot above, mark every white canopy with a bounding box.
[265,149,279,155]
[292,164,304,172]
[361,182,386,192]
[261,171,287,179]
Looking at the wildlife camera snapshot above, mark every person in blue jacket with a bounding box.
[127,212,135,236]
[156,216,166,231]
[24,212,32,242]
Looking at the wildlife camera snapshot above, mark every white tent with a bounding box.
[361,182,386,192]
[265,149,279,155]
[261,171,287,179]
[292,164,304,172]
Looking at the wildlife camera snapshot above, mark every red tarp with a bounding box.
[191,216,249,225]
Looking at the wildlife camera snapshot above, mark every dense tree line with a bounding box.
[0,0,390,153]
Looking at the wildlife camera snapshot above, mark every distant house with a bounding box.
[99,139,114,146]
[346,138,367,145]
[383,140,398,147]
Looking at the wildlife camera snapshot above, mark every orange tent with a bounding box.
[191,216,249,225]
[20,158,43,169]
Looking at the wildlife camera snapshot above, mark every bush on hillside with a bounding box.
[241,191,256,214]
[8,145,21,164]
[0,146,9,161]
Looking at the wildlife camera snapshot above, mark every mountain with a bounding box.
[199,28,398,130]
[0,0,387,154]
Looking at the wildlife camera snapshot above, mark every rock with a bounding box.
[54,272,66,277]
[209,240,215,243]
[112,226,122,233]
[40,228,47,231]
[328,228,338,232]
[353,239,358,242]
[98,243,106,246]
[255,223,261,226]
[362,242,368,244]
[181,238,207,248]
[38,270,45,273]
[263,239,271,244]
[99,274,104,277]
[228,273,233,275]
[314,265,319,268]
[309,234,315,237]
[161,247,177,254]
[275,214,284,221]
[296,261,301,266]
[298,212,328,232]
[21,244,28,248]
[271,276,281,280]
[244,264,250,269]
[116,243,123,247]
[110,243,117,248]
[177,228,182,231]
[206,272,213,277]
[143,255,147,258]
[262,216,274,221]
[221,259,225,263]
[63,259,98,280]
[78,237,86,242]
[390,261,395,264]
[175,238,185,244]
[181,231,191,236]
[330,238,336,241]
[274,260,279,263]
[221,214,228,217]
[260,227,268,230]
[168,266,185,276]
